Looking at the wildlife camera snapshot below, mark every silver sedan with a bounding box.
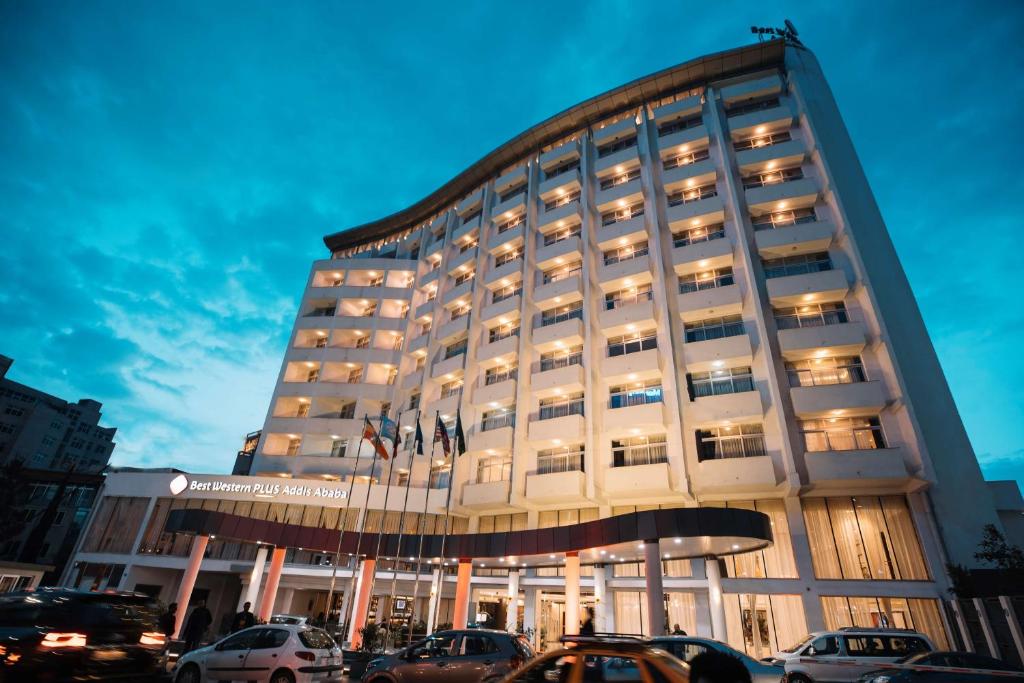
[648,635,785,683]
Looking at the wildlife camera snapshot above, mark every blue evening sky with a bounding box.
[1,1,1022,485]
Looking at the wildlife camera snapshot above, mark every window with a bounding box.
[458,634,501,656]
[540,301,582,326]
[679,267,733,293]
[684,315,745,343]
[763,252,831,278]
[315,335,328,348]
[286,438,301,456]
[708,500,799,579]
[673,223,725,247]
[609,380,663,408]
[386,368,398,385]
[408,392,421,411]
[751,207,817,230]
[485,364,518,385]
[346,367,363,384]
[306,368,320,383]
[330,439,348,458]
[440,379,464,400]
[539,346,583,371]
[543,158,579,179]
[658,114,702,137]
[734,129,792,151]
[444,338,467,359]
[495,247,524,268]
[429,463,451,489]
[601,200,644,226]
[476,455,512,483]
[497,213,525,233]
[787,356,866,387]
[542,261,582,284]
[367,275,384,287]
[295,402,310,418]
[538,393,584,420]
[492,282,522,303]
[604,283,652,310]
[662,146,711,170]
[667,183,717,206]
[801,416,886,451]
[355,335,370,349]
[488,322,519,343]
[597,135,637,158]
[689,366,754,398]
[414,355,426,370]
[481,408,515,432]
[544,189,580,212]
[612,435,667,467]
[425,286,437,301]
[542,222,581,246]
[607,329,657,357]
[696,424,766,460]
[742,165,804,189]
[454,270,474,286]
[498,183,527,204]
[599,167,640,190]
[537,444,584,474]
[603,241,648,265]
[820,596,945,648]
[392,334,404,351]
[774,302,848,329]
[418,321,432,337]
[725,95,780,117]
[361,301,378,317]
[462,208,481,225]
[308,305,336,317]
[450,303,471,321]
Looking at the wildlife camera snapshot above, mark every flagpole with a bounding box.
[324,422,368,639]
[431,412,461,631]
[340,418,383,641]
[383,409,420,650]
[407,411,439,643]
[364,409,404,639]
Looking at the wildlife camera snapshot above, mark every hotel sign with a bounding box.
[168,474,348,501]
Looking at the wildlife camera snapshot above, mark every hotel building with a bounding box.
[64,38,1022,656]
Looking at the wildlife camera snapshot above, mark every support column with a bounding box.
[592,564,609,633]
[973,597,1000,658]
[523,586,538,647]
[949,599,974,652]
[644,540,665,636]
[348,558,377,648]
[705,557,726,641]
[241,546,269,611]
[172,534,209,638]
[999,596,1024,666]
[257,547,287,622]
[426,567,441,634]
[453,559,473,629]
[506,570,521,632]
[565,552,581,636]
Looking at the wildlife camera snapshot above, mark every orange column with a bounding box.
[257,547,287,622]
[452,559,473,629]
[172,534,209,638]
[564,552,580,636]
[348,558,377,649]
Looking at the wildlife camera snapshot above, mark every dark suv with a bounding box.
[362,629,534,683]
[0,588,168,682]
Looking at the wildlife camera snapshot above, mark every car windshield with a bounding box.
[780,635,812,653]
[299,628,336,650]
[648,651,690,678]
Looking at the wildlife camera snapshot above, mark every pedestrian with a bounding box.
[672,623,686,635]
[231,601,256,632]
[182,599,213,652]
[159,602,177,637]
[580,606,595,635]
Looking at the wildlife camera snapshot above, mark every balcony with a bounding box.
[594,116,637,146]
[461,480,511,510]
[745,177,819,214]
[434,393,462,420]
[443,279,473,306]
[540,139,580,169]
[721,74,783,105]
[485,258,524,287]
[407,334,429,354]
[477,334,519,367]
[755,220,834,258]
[451,215,480,244]
[596,214,647,251]
[790,380,887,418]
[531,363,585,399]
[534,276,583,310]
[467,425,514,454]
[803,447,917,492]
[728,99,795,139]
[672,236,732,276]
[480,294,521,327]
[736,138,807,175]
[595,179,643,212]
[766,268,849,307]
[658,125,710,157]
[604,402,666,438]
[603,462,673,498]
[677,283,743,323]
[539,170,582,202]
[431,354,465,379]
[662,158,716,193]
[446,248,477,277]
[400,369,424,391]
[532,317,584,352]
[598,254,651,291]
[683,333,753,373]
[694,456,778,494]
[527,413,585,447]
[457,187,484,215]
[595,144,640,175]
[599,298,656,336]
[777,321,867,360]
[536,232,582,269]
[435,315,469,342]
[473,378,517,406]
[601,347,661,383]
[414,300,435,320]
[495,165,528,195]
[652,93,702,124]
[687,390,763,427]
[526,469,587,505]
[665,194,725,230]
[419,267,440,287]
[488,222,525,252]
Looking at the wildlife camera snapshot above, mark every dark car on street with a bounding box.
[361,629,534,683]
[0,587,168,682]
[855,650,1024,682]
[648,635,784,682]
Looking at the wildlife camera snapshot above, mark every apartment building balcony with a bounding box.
[451,215,480,244]
[431,353,465,379]
[595,179,643,212]
[467,425,514,454]
[480,294,521,327]
[672,236,733,276]
[329,315,405,333]
[414,299,435,320]
[312,380,392,402]
[677,283,743,323]
[790,380,887,419]
[419,267,440,287]
[601,348,661,383]
[446,247,477,277]
[594,116,637,146]
[599,298,656,337]
[686,390,763,427]
[603,462,673,498]
[435,314,470,342]
[492,192,527,222]
[457,187,484,215]
[401,369,424,391]
[778,321,867,360]
[536,234,582,271]
[462,480,511,510]
[534,275,583,310]
[488,222,525,253]
[485,258,524,287]
[598,254,651,291]
[407,333,429,354]
[803,447,916,492]
[662,158,716,193]
[604,402,666,438]
[296,347,399,366]
[746,177,819,214]
[540,139,580,169]
[695,456,778,494]
[652,93,702,124]
[526,469,587,505]
[755,220,835,258]
[658,126,710,156]
[721,73,783,105]
[531,364,585,399]
[539,170,582,203]
[537,199,583,233]
[477,334,519,367]
[495,165,528,195]
[727,99,795,139]
[665,194,725,230]
[683,333,753,373]
[443,279,474,306]
[527,413,585,447]
[433,393,462,420]
[766,268,849,307]
[532,317,584,352]
[316,255,419,274]
[473,378,517,406]
[595,145,640,175]
[596,214,647,251]
[736,138,807,175]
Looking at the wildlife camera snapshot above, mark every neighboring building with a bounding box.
[64,37,1020,656]
[231,430,261,475]
[0,356,115,582]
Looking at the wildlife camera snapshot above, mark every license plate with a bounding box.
[92,649,127,661]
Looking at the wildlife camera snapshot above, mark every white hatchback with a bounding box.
[173,623,343,683]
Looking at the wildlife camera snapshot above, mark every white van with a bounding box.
[770,628,933,682]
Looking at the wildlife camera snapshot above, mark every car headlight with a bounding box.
[864,676,892,683]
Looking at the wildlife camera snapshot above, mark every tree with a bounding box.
[0,460,29,554]
[974,524,1024,570]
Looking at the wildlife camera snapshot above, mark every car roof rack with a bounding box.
[837,627,918,633]
[560,633,647,647]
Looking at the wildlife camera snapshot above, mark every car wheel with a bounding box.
[786,675,813,683]
[175,663,201,683]
[270,668,295,683]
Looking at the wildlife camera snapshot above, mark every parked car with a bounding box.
[271,615,310,626]
[856,650,1024,682]
[0,587,168,682]
[649,635,784,682]
[173,623,343,683]
[362,629,534,683]
[499,635,690,683]
[772,628,933,682]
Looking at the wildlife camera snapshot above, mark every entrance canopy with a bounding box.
[166,506,771,567]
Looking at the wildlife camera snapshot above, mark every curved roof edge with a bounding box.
[324,38,786,253]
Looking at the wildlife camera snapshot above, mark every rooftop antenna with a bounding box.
[751,19,805,48]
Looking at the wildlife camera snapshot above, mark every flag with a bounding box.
[453,410,466,457]
[363,416,390,460]
[380,415,402,458]
[433,413,451,457]
[413,420,425,456]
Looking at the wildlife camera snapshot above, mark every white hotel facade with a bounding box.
[65,38,1022,655]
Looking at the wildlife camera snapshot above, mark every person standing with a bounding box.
[232,601,256,632]
[182,599,213,652]
[159,602,177,637]
[580,606,595,636]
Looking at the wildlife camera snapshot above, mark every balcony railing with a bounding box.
[544,191,580,212]
[763,254,831,279]
[601,203,644,226]
[539,306,583,327]
[774,304,848,330]
[684,316,745,343]
[679,270,733,293]
[802,418,885,452]
[599,169,641,190]
[751,208,817,231]
[536,452,584,475]
[609,386,663,409]
[597,135,637,158]
[658,115,702,137]
[663,147,710,171]
[537,400,584,421]
[604,288,653,311]
[613,443,668,467]
[481,412,516,432]
[543,264,582,284]
[787,360,866,387]
[538,351,583,372]
[742,166,804,190]
[603,243,649,266]
[492,287,522,304]
[306,307,336,317]
[725,96,780,117]
[667,184,717,206]
[485,366,519,385]
[691,371,753,398]
[734,130,792,151]
[543,226,581,246]
[674,223,725,248]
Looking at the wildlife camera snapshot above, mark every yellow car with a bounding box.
[500,636,690,683]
